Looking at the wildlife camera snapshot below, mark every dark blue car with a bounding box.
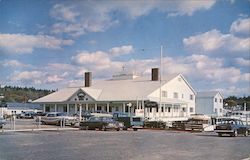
[214,118,249,137]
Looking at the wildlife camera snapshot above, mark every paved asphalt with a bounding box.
[0,130,249,160]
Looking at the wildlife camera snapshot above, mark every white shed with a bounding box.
[196,91,224,117]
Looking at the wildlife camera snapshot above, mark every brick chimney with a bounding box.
[151,68,159,81]
[85,72,92,87]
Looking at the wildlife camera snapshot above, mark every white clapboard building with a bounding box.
[196,91,224,117]
[33,68,196,122]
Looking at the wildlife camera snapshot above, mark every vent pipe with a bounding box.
[85,72,92,87]
[151,68,159,81]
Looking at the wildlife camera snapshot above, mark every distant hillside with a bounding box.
[0,86,54,103]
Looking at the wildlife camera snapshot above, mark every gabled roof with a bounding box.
[196,91,223,98]
[33,87,79,103]
[33,73,190,103]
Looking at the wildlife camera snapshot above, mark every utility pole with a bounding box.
[159,45,163,120]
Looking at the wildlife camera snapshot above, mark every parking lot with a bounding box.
[0,129,249,160]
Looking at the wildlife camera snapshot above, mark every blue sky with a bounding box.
[0,0,249,97]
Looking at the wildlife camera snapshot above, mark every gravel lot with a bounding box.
[0,130,249,160]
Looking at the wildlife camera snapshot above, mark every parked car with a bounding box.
[113,112,144,131]
[40,112,78,126]
[214,118,249,137]
[0,117,6,129]
[79,116,124,131]
[16,112,36,119]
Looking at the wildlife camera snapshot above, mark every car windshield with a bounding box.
[89,117,101,121]
[220,120,237,125]
[132,117,141,122]
[57,113,66,116]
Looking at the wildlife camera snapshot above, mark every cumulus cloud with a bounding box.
[109,45,134,56]
[50,4,79,22]
[50,1,216,36]
[235,58,250,67]
[230,18,250,36]
[0,33,74,54]
[10,70,66,85]
[1,60,30,68]
[183,29,250,56]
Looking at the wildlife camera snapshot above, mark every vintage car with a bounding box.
[113,112,144,131]
[40,112,78,126]
[214,118,249,137]
[0,117,6,129]
[79,116,124,131]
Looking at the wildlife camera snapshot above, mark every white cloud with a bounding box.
[109,45,134,57]
[1,60,30,68]
[0,33,74,54]
[235,58,250,67]
[72,51,111,70]
[183,29,250,56]
[50,4,79,22]
[46,75,64,83]
[11,71,44,84]
[50,1,216,36]
[230,18,250,36]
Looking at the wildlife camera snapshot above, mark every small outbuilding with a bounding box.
[196,91,224,117]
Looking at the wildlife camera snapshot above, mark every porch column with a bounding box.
[171,104,174,117]
[79,104,82,121]
[123,103,126,113]
[54,104,57,112]
[107,103,109,113]
[67,104,69,114]
[163,104,165,117]
[86,103,88,111]
[43,104,46,112]
[74,104,77,113]
[95,103,97,112]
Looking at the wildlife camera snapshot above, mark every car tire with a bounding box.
[233,130,238,137]
[133,128,138,131]
[116,128,120,131]
[41,121,46,125]
[218,133,222,137]
[244,130,248,137]
[102,125,107,131]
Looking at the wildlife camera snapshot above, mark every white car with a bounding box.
[0,117,6,129]
[40,112,78,126]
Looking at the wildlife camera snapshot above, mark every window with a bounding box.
[173,92,178,99]
[215,108,217,113]
[149,108,152,113]
[219,108,222,113]
[190,94,193,100]
[161,106,164,112]
[168,107,171,113]
[189,107,194,113]
[215,98,217,102]
[156,107,158,112]
[63,106,67,112]
[97,106,102,111]
[125,106,129,112]
[220,99,222,103]
[45,106,50,112]
[115,107,119,111]
[182,108,186,112]
[162,91,167,97]
[182,94,184,99]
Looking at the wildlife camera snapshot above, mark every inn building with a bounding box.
[33,68,196,122]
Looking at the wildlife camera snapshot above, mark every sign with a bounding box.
[77,92,86,100]
[144,101,158,108]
